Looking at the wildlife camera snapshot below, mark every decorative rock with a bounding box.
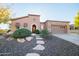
[26,53,40,56]
[36,40,45,44]
[31,34,36,36]
[17,38,25,43]
[6,31,13,35]
[33,44,45,50]
[6,37,13,41]
[26,37,33,41]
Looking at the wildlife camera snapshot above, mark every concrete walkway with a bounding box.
[53,33,79,46]
[26,34,45,56]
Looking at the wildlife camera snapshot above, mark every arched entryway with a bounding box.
[32,24,36,33]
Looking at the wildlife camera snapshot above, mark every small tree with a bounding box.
[74,11,79,29]
[40,29,49,38]
[0,7,11,23]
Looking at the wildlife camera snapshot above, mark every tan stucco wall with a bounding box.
[44,21,70,33]
[28,15,41,31]
[11,14,40,32]
[40,22,45,30]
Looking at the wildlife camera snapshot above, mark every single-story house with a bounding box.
[11,14,70,33]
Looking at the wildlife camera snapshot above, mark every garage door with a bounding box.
[51,25,66,34]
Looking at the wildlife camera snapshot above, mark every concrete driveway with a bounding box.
[53,33,79,46]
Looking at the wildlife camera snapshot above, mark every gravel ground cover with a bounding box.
[0,35,79,56]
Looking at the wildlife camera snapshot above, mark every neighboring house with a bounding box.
[11,14,70,33]
[70,24,75,30]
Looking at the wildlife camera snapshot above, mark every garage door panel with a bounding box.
[51,25,66,33]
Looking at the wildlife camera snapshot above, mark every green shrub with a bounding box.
[35,29,40,34]
[40,29,49,38]
[12,28,32,39]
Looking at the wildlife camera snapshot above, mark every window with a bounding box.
[24,23,28,27]
[15,23,20,29]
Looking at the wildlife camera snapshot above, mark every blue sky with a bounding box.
[4,3,79,24]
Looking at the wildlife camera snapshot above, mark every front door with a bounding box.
[32,24,36,33]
